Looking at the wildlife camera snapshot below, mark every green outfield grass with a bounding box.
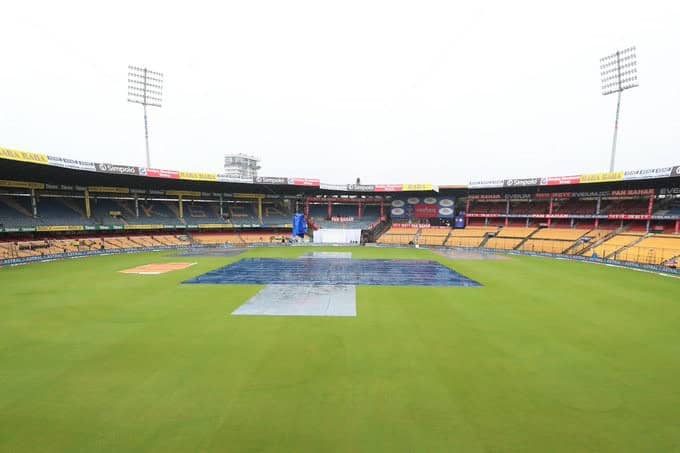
[1,246,679,452]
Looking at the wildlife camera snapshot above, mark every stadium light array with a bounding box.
[600,47,639,172]
[127,65,164,168]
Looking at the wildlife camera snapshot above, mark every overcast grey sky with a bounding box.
[1,0,678,184]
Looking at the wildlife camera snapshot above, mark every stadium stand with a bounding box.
[554,199,598,215]
[496,227,538,238]
[418,228,451,246]
[511,202,549,215]
[377,225,419,245]
[603,199,649,215]
[483,237,523,250]
[612,234,680,265]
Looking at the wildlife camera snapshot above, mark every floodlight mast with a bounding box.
[127,66,163,168]
[600,47,638,172]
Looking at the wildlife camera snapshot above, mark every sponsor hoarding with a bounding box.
[503,178,540,187]
[141,168,180,179]
[35,225,84,232]
[624,167,674,180]
[373,184,404,192]
[579,171,624,184]
[47,156,97,172]
[0,180,45,189]
[216,174,251,183]
[402,183,436,192]
[254,176,287,185]
[540,175,581,186]
[320,183,348,191]
[347,184,376,192]
[414,204,439,218]
[0,148,49,165]
[468,179,504,189]
[95,162,141,175]
[124,224,164,230]
[87,186,130,193]
[288,177,321,187]
[179,171,218,182]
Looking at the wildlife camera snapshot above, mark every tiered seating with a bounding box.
[377,226,418,245]
[184,202,226,224]
[36,197,96,226]
[584,233,644,258]
[104,237,142,249]
[522,228,592,253]
[129,236,163,248]
[444,226,498,248]
[511,202,549,215]
[554,199,597,215]
[520,239,572,254]
[418,228,450,246]
[567,229,614,255]
[153,235,187,246]
[192,233,244,245]
[532,228,590,240]
[604,200,649,215]
[468,203,506,215]
[484,237,523,250]
[262,204,291,225]
[227,202,258,225]
[496,227,537,238]
[240,233,277,243]
[0,195,36,227]
[613,234,680,265]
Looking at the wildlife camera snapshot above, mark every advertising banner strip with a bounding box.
[374,184,404,192]
[179,171,218,182]
[579,171,625,184]
[254,176,288,185]
[233,193,265,199]
[217,174,252,183]
[141,168,180,179]
[124,224,164,230]
[95,163,141,175]
[47,156,97,172]
[0,148,49,165]
[166,190,202,197]
[468,180,505,189]
[540,175,581,186]
[623,167,674,180]
[198,224,230,229]
[0,179,45,189]
[503,178,540,188]
[35,225,85,232]
[402,183,436,192]
[88,186,130,194]
[288,177,321,187]
[320,183,349,191]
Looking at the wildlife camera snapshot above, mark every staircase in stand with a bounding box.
[513,227,540,250]
[605,233,648,259]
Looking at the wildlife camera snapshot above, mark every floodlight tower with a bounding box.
[127,66,163,168]
[600,47,639,172]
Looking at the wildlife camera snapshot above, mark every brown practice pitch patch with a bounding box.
[120,262,196,275]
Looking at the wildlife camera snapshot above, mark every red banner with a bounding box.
[374,184,404,192]
[143,168,180,179]
[607,214,650,220]
[289,178,320,187]
[541,175,581,186]
[414,204,439,218]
